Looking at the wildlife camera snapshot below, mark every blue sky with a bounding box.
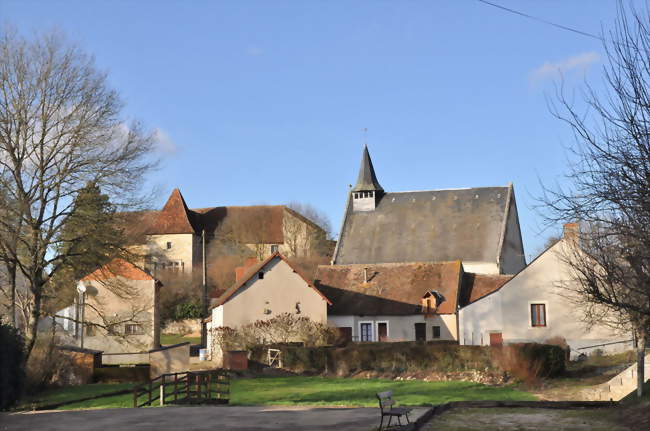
[1,0,635,260]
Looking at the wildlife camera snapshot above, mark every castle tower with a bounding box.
[351,145,383,212]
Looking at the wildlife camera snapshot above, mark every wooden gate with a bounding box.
[133,369,230,407]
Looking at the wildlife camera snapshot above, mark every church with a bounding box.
[315,146,525,343]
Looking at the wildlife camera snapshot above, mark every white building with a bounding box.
[459,224,633,357]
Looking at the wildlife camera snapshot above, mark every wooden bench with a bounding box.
[376,390,412,430]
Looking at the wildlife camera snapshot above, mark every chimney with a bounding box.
[235,258,261,282]
[563,222,580,242]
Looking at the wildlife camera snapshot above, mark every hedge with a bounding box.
[251,342,566,378]
[94,365,150,383]
[0,322,25,410]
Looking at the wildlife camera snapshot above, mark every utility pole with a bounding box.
[201,229,208,347]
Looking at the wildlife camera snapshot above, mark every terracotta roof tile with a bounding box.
[146,189,198,235]
[314,261,463,315]
[211,253,331,308]
[458,272,512,307]
[81,258,155,281]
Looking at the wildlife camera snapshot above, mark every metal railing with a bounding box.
[133,369,230,408]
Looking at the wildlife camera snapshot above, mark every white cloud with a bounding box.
[152,128,177,154]
[530,51,600,83]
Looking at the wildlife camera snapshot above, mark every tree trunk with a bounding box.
[8,261,16,328]
[637,333,646,398]
[23,277,44,365]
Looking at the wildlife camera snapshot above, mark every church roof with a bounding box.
[333,185,513,265]
[314,261,462,315]
[351,145,383,192]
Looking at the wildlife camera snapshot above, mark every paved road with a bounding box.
[1,405,429,431]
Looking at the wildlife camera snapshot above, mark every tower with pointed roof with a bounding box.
[333,146,526,275]
[351,145,384,212]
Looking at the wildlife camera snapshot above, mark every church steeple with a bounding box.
[352,145,383,193]
[351,146,383,212]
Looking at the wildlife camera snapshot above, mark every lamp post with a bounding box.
[77,281,87,349]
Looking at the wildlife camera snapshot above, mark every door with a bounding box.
[414,323,426,341]
[377,322,388,342]
[489,332,503,346]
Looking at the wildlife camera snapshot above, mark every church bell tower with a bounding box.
[352,145,383,212]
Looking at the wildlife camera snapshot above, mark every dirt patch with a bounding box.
[422,407,627,431]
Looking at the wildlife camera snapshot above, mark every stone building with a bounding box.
[123,188,330,276]
[332,146,526,275]
[320,146,527,342]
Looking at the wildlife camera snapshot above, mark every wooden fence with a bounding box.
[133,369,230,408]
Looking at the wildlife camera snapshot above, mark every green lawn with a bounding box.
[20,383,135,410]
[23,376,536,411]
[160,334,201,345]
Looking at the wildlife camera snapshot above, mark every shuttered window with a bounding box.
[530,304,547,327]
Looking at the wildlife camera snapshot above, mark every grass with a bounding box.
[19,383,136,410]
[23,376,536,411]
[423,407,627,431]
[160,334,201,346]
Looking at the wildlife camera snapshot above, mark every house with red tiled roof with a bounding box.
[314,146,527,342]
[72,258,163,354]
[205,253,331,361]
[122,189,330,276]
[458,224,632,357]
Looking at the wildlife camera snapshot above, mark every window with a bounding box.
[258,271,264,280]
[432,326,441,339]
[360,322,373,341]
[107,324,119,336]
[271,245,279,254]
[125,324,144,335]
[166,241,172,249]
[85,325,96,336]
[531,304,547,327]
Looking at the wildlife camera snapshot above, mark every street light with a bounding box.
[77,281,87,349]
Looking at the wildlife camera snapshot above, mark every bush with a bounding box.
[94,365,150,383]
[248,341,566,381]
[210,313,338,354]
[0,322,26,410]
[173,301,202,320]
[491,343,567,386]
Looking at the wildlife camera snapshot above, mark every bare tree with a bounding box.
[0,30,155,361]
[541,3,650,397]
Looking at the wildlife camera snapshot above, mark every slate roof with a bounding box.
[352,145,383,192]
[458,272,512,307]
[314,261,463,315]
[333,185,513,265]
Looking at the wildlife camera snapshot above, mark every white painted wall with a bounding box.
[460,239,632,357]
[328,314,457,341]
[462,262,499,275]
[210,257,328,329]
[458,290,503,346]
